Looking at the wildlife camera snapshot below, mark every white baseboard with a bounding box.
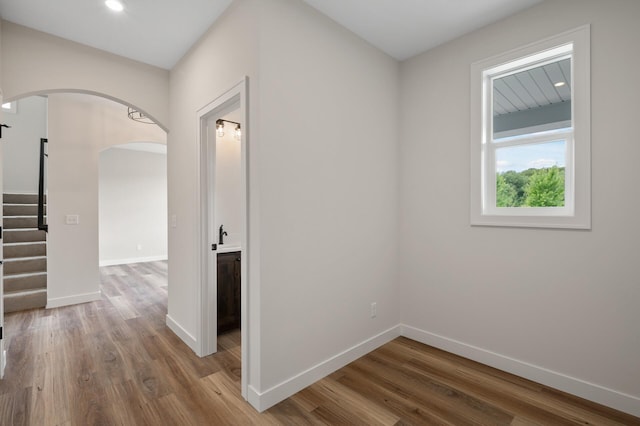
[47,291,102,309]
[166,314,198,355]
[250,325,402,412]
[1,349,6,379]
[248,323,639,417]
[400,324,640,418]
[99,255,168,267]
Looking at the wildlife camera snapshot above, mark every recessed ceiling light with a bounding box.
[105,0,124,12]
[554,81,566,87]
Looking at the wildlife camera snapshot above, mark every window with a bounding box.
[471,26,590,229]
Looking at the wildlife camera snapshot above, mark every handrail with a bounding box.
[38,138,48,232]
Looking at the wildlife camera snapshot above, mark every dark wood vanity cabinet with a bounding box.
[217,251,241,334]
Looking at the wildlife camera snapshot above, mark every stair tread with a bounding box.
[5,288,47,296]
[3,242,47,251]
[3,256,48,261]
[3,217,46,221]
[4,272,47,278]
[4,271,48,278]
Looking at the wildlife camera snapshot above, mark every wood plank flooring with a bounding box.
[0,261,638,425]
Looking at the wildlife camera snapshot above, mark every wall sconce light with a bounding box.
[216,119,242,140]
[216,119,225,137]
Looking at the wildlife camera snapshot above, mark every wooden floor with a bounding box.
[0,261,638,425]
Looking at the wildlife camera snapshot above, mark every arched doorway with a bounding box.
[1,92,168,376]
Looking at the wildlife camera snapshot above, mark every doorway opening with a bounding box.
[0,91,169,380]
[197,79,249,399]
[99,142,168,268]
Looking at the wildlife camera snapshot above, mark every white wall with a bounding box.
[2,96,47,193]
[214,120,242,248]
[47,93,166,308]
[1,20,169,130]
[99,147,167,265]
[256,0,399,398]
[399,0,640,416]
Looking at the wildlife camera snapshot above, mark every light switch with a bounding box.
[171,214,177,228]
[65,214,80,225]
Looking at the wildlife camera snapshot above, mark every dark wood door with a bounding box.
[217,251,241,334]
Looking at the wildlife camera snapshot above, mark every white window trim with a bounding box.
[470,25,591,229]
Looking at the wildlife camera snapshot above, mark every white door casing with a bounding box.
[196,78,249,400]
[0,90,6,379]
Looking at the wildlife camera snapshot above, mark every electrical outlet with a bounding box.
[370,302,377,318]
[65,214,80,225]
[137,244,142,251]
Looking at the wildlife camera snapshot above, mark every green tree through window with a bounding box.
[524,166,565,207]
[496,174,517,207]
[496,167,565,207]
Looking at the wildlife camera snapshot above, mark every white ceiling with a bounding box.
[0,0,542,69]
[302,0,543,61]
[0,0,233,69]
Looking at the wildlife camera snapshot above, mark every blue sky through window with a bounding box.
[496,140,566,173]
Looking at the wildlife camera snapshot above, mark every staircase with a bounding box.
[3,193,47,313]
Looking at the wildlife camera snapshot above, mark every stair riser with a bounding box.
[4,217,39,229]
[4,291,47,313]
[3,205,46,216]
[4,243,47,259]
[3,230,47,243]
[3,194,46,204]
[4,274,47,293]
[4,258,47,275]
